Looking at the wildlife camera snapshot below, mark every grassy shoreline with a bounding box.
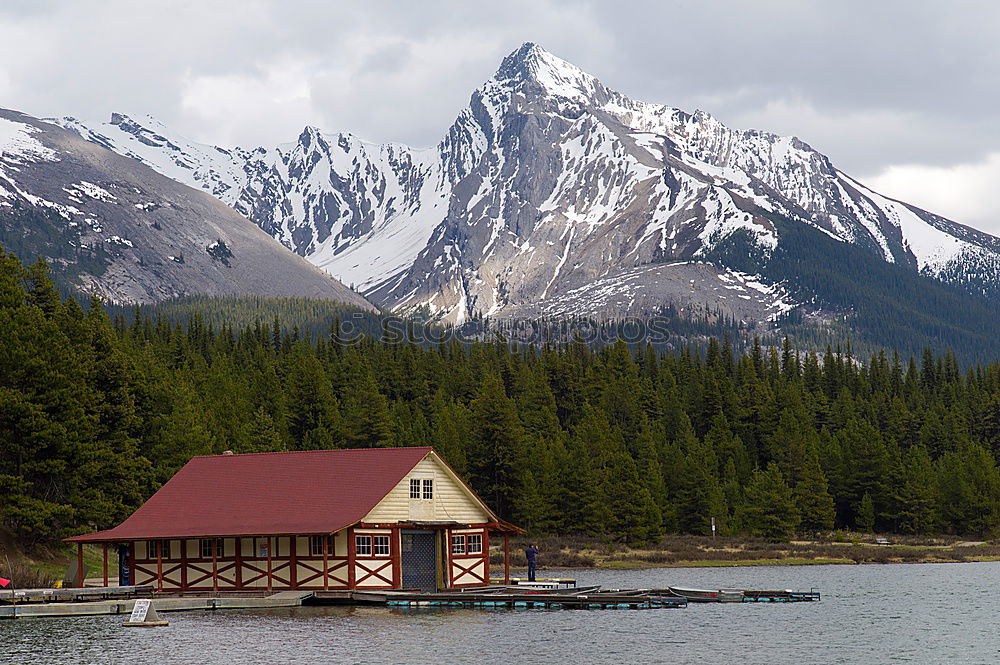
[493,534,1000,570]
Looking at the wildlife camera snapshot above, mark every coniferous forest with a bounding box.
[5,249,1000,548]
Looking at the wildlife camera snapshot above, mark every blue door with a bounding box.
[400,530,437,592]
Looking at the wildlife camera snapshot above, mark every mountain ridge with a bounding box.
[52,43,1000,325]
[0,109,375,309]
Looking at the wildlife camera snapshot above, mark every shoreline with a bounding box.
[494,535,1000,571]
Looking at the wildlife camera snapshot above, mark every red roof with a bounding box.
[67,447,447,542]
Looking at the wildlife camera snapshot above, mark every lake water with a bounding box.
[3,562,1000,664]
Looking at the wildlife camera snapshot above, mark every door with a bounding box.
[400,530,437,592]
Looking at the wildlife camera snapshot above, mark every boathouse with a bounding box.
[65,447,520,593]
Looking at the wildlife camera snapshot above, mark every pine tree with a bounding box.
[739,463,800,540]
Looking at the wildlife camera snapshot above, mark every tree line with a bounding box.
[4,249,1000,546]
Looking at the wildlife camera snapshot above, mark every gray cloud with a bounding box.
[1,0,997,231]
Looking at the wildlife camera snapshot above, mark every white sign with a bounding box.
[129,599,151,623]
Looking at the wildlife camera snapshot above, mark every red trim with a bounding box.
[234,538,242,589]
[347,528,356,588]
[76,543,84,589]
[322,535,329,591]
[390,527,401,588]
[503,534,510,585]
[290,536,298,589]
[181,539,189,588]
[445,529,453,586]
[156,542,163,592]
[102,543,108,587]
[266,536,273,592]
[212,539,218,592]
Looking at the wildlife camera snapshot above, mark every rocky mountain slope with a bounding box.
[0,109,374,309]
[56,43,1000,325]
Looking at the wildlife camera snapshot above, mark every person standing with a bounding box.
[524,544,539,582]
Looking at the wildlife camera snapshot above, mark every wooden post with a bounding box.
[76,543,84,589]
[266,536,273,592]
[156,542,163,592]
[347,528,356,589]
[289,536,297,589]
[503,533,510,585]
[212,539,219,593]
[181,540,188,591]
[234,538,242,590]
[128,542,135,587]
[102,543,108,587]
[390,527,401,589]
[322,535,329,591]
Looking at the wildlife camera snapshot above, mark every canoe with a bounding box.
[667,586,745,603]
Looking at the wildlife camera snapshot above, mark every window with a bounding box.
[451,534,466,555]
[355,535,372,556]
[467,533,483,554]
[410,478,433,499]
[309,536,333,556]
[200,538,224,558]
[148,540,170,559]
[373,535,390,556]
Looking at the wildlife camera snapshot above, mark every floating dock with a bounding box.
[332,587,688,610]
[0,581,819,618]
[0,588,314,619]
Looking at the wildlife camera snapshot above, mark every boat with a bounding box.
[666,586,745,603]
[665,586,822,603]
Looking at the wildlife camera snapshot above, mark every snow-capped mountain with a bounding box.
[56,43,1000,324]
[0,109,375,308]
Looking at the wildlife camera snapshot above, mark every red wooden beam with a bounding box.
[157,542,163,592]
[235,537,242,590]
[102,543,108,587]
[347,528,356,589]
[482,529,490,585]
[266,536,273,592]
[181,539,189,591]
[323,534,330,591]
[76,543,84,589]
[503,533,510,585]
[289,537,297,589]
[212,539,219,593]
[390,527,401,589]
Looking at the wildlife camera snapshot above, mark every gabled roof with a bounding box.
[67,447,480,542]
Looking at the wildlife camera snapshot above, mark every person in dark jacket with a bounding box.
[524,544,539,582]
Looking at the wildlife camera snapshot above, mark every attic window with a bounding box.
[410,478,433,499]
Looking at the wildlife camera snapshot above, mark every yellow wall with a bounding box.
[363,452,494,524]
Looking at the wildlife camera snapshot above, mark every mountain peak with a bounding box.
[493,42,600,103]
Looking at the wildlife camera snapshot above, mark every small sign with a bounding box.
[129,599,151,623]
[123,599,167,627]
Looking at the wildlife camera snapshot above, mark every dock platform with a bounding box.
[0,590,315,619]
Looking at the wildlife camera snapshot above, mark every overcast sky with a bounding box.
[2,0,998,234]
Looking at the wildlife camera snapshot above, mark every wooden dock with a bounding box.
[323,587,688,610]
[0,589,315,619]
[0,582,819,618]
